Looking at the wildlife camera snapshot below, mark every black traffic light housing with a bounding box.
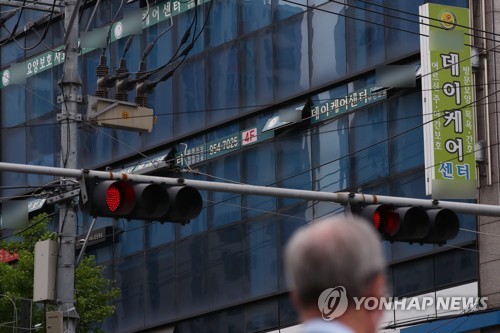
[353,204,459,245]
[82,178,203,224]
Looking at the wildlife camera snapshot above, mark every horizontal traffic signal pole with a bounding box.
[0,161,500,217]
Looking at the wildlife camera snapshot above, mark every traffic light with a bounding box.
[82,178,203,223]
[353,204,459,245]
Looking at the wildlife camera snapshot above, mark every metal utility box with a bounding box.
[33,240,58,302]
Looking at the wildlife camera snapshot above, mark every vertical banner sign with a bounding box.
[420,4,476,199]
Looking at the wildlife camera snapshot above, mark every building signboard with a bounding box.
[311,86,386,124]
[420,4,476,199]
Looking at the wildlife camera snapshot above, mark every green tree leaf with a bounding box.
[0,213,120,332]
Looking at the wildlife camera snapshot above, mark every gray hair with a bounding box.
[284,215,385,308]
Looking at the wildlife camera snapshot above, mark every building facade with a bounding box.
[0,0,495,332]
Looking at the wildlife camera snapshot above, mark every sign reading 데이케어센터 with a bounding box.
[419,4,476,199]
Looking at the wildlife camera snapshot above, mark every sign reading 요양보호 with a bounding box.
[420,4,476,199]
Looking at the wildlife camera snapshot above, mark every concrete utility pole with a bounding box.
[57,0,82,331]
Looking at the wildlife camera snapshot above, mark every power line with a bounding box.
[329,0,500,46]
[284,0,500,51]
[14,0,57,51]
[352,0,500,42]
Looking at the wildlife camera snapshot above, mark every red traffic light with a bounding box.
[353,204,459,244]
[360,204,400,237]
[94,180,136,216]
[83,178,203,223]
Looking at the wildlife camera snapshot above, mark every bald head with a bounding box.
[284,215,385,309]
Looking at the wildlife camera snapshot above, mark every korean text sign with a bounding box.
[420,4,476,199]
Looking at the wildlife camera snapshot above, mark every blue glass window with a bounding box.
[276,131,312,208]
[208,224,244,307]
[147,222,175,248]
[309,2,347,87]
[27,70,54,120]
[311,87,350,218]
[209,154,241,227]
[393,257,434,296]
[242,142,276,219]
[349,103,389,185]
[434,249,477,288]
[244,216,278,298]
[429,0,468,7]
[82,49,100,97]
[25,15,51,58]
[145,245,176,325]
[142,23,175,145]
[346,0,385,74]
[385,1,423,60]
[78,126,113,169]
[2,85,26,127]
[275,0,306,21]
[388,91,424,173]
[1,128,26,197]
[208,308,244,332]
[206,122,239,142]
[244,299,279,333]
[274,14,309,101]
[94,0,113,27]
[313,113,350,193]
[207,44,239,124]
[145,19,173,67]
[176,3,204,55]
[113,254,145,332]
[116,219,145,257]
[239,0,272,34]
[88,245,113,264]
[143,79,174,147]
[239,29,274,111]
[1,40,24,67]
[27,115,55,186]
[279,294,299,327]
[173,57,205,136]
[449,212,476,244]
[51,20,64,47]
[176,234,209,316]
[278,204,308,290]
[205,0,237,48]
[112,129,142,160]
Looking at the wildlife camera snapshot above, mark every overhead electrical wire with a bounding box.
[101,0,125,55]
[12,0,58,51]
[282,0,500,54]
[327,0,500,47]
[352,0,500,41]
[146,0,213,90]
[0,0,26,47]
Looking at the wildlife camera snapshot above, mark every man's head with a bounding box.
[284,215,386,332]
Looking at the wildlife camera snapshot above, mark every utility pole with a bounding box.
[57,0,82,331]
